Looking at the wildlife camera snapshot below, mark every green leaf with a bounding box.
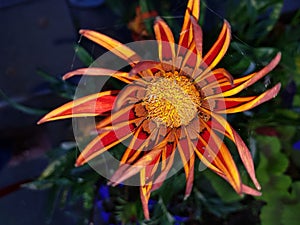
[139,0,154,36]
[36,69,60,84]
[37,69,76,99]
[260,199,283,225]
[74,44,94,67]
[226,0,283,44]
[281,203,300,225]
[0,88,47,115]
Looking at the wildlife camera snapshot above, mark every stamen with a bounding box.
[143,71,201,128]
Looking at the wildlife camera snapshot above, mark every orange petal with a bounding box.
[154,17,176,65]
[140,169,151,220]
[241,184,261,196]
[37,90,118,124]
[176,131,195,198]
[129,61,162,77]
[75,117,136,166]
[215,83,281,114]
[178,0,200,49]
[63,67,137,84]
[115,84,146,109]
[119,126,158,165]
[183,128,196,198]
[203,71,256,96]
[202,20,231,70]
[196,68,233,89]
[96,103,138,130]
[177,15,204,78]
[190,119,242,194]
[80,29,140,66]
[151,143,176,191]
[207,53,281,99]
[109,148,161,186]
[207,111,261,190]
[190,15,203,58]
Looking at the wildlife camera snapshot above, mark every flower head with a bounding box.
[38,0,281,219]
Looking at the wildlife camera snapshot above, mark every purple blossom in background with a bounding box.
[293,140,300,151]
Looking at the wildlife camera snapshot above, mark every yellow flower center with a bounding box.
[143,71,201,128]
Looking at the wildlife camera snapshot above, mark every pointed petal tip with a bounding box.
[79,29,88,35]
[252,177,261,191]
[37,119,43,125]
[75,157,85,167]
[268,52,281,70]
[62,74,69,80]
[37,116,50,125]
[272,83,281,97]
[154,16,162,23]
[241,184,262,196]
[275,52,282,61]
[183,194,190,201]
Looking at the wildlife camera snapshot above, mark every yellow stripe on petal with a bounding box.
[179,0,200,48]
[183,128,195,198]
[216,83,281,114]
[37,90,118,124]
[111,148,161,185]
[206,53,281,99]
[196,68,233,87]
[76,129,133,166]
[140,172,151,220]
[80,30,140,66]
[202,20,231,71]
[201,120,242,194]
[63,67,137,84]
[151,144,176,191]
[192,131,224,176]
[154,17,176,64]
[120,126,158,165]
[207,111,261,190]
[96,103,137,129]
[176,131,195,197]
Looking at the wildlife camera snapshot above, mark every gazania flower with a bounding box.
[38,0,281,219]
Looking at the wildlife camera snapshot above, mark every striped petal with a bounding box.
[178,15,204,78]
[140,169,152,220]
[206,111,261,190]
[119,126,158,166]
[129,61,161,77]
[151,143,176,191]
[187,118,243,192]
[37,90,118,124]
[215,83,281,113]
[198,120,242,194]
[76,104,142,166]
[75,117,138,166]
[207,53,281,99]
[177,137,195,198]
[178,0,200,50]
[63,68,138,84]
[201,71,255,96]
[80,29,140,66]
[154,17,176,65]
[202,20,231,71]
[109,146,161,186]
[190,15,203,58]
[197,68,233,90]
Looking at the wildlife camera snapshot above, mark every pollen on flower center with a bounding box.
[143,71,201,128]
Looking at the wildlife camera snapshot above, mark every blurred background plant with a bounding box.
[0,0,300,224]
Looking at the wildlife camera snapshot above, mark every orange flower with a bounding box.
[38,0,281,219]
